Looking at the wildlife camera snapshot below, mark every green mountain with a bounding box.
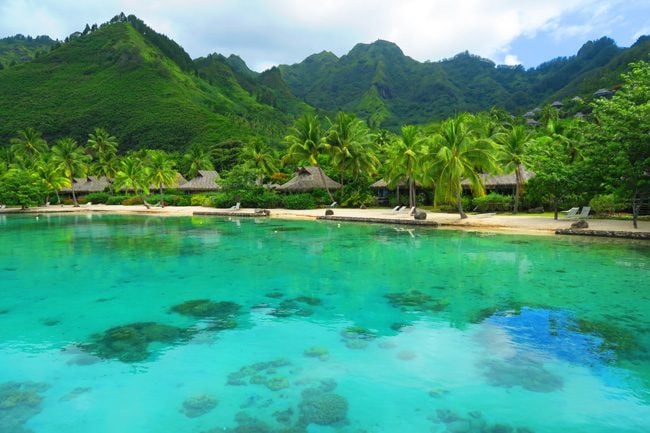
[0,34,56,68]
[0,15,293,151]
[194,54,308,117]
[279,37,650,128]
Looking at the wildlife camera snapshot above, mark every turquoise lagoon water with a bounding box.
[0,213,649,432]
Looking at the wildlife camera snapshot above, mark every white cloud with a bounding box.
[0,0,639,70]
[503,54,521,66]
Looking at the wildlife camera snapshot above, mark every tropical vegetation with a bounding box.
[0,14,648,223]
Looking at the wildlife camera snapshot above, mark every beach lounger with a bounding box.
[560,207,579,218]
[327,201,338,208]
[229,202,241,210]
[0,204,5,209]
[392,205,403,212]
[576,206,591,219]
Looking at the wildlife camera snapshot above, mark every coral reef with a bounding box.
[298,387,348,426]
[182,394,218,418]
[81,322,193,363]
[480,356,563,393]
[0,381,49,433]
[226,358,293,392]
[170,299,243,332]
[341,326,377,349]
[170,299,241,318]
[303,346,329,361]
[432,409,535,433]
[385,290,449,312]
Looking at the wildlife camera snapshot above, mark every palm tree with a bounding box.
[87,128,118,159]
[496,124,536,213]
[51,137,90,207]
[240,140,277,185]
[428,114,498,219]
[182,144,214,179]
[114,155,149,200]
[327,112,377,189]
[34,154,70,205]
[385,125,427,208]
[10,128,48,164]
[145,150,177,206]
[282,113,334,202]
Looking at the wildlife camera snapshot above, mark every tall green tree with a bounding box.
[0,168,48,209]
[182,144,214,179]
[589,61,650,228]
[51,137,90,207]
[327,112,378,190]
[496,124,536,213]
[114,155,149,200]
[10,128,48,166]
[87,128,118,159]
[428,114,498,218]
[145,150,177,206]
[282,113,334,202]
[385,125,427,208]
[34,154,69,204]
[240,140,277,185]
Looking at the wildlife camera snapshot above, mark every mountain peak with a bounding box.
[349,40,404,58]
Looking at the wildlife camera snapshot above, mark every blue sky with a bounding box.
[0,0,648,71]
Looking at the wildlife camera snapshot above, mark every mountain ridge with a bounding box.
[1,13,648,150]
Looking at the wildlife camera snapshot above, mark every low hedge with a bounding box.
[472,193,512,212]
[282,193,316,209]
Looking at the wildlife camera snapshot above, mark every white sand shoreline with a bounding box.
[2,204,649,238]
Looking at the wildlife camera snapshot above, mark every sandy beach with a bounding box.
[3,204,649,237]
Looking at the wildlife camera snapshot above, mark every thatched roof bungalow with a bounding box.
[178,170,220,192]
[461,169,536,194]
[276,167,341,192]
[61,176,111,194]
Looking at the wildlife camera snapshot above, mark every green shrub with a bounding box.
[146,194,185,206]
[341,190,375,207]
[237,189,281,208]
[282,193,316,209]
[85,192,110,204]
[472,193,512,212]
[106,195,128,205]
[176,195,191,206]
[190,194,207,206]
[589,194,627,215]
[207,192,235,208]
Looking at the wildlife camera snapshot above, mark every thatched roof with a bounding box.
[179,170,220,191]
[370,178,408,189]
[62,176,111,193]
[551,100,563,108]
[526,118,541,127]
[276,166,342,192]
[461,169,536,189]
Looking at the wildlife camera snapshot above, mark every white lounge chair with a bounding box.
[560,207,579,218]
[230,202,241,210]
[0,204,5,209]
[327,201,338,208]
[392,205,403,212]
[576,206,591,219]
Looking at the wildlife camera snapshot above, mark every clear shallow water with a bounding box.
[0,214,648,433]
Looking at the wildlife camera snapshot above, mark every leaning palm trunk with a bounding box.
[159,185,165,207]
[408,177,416,208]
[457,192,467,219]
[513,164,524,214]
[317,165,334,202]
[70,176,79,207]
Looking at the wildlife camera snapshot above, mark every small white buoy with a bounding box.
[337,224,341,228]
